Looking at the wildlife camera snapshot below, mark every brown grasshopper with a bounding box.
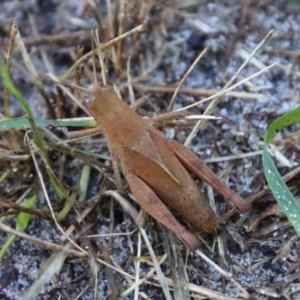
[86,84,250,250]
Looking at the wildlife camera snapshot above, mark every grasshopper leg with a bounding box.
[167,139,251,213]
[112,158,125,194]
[126,172,200,250]
[60,125,102,139]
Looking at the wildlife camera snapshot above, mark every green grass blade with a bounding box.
[0,63,66,199]
[262,106,300,235]
[0,196,36,260]
[0,235,17,260]
[0,117,97,130]
[23,252,67,300]
[16,195,36,231]
[265,106,300,142]
[0,64,33,118]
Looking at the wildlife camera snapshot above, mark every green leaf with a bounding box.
[16,195,36,231]
[262,106,300,235]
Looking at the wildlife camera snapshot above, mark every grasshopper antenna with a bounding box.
[94,29,107,86]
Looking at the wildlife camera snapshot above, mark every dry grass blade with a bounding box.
[272,235,298,263]
[167,47,208,112]
[173,62,277,114]
[93,29,107,86]
[28,15,54,74]
[22,251,67,300]
[105,190,145,226]
[60,196,101,242]
[47,73,90,115]
[28,136,85,254]
[14,22,55,118]
[184,30,274,146]
[60,24,144,81]
[0,221,85,257]
[106,0,114,40]
[0,197,50,220]
[195,250,249,298]
[115,1,126,71]
[140,228,172,299]
[101,244,118,299]
[153,275,247,300]
[163,227,191,300]
[186,282,245,300]
[127,57,136,105]
[9,30,91,47]
[0,149,30,161]
[3,22,17,118]
[86,229,138,238]
[2,2,300,298]
[0,218,139,287]
[120,253,168,297]
[134,231,142,300]
[203,150,262,163]
[139,85,267,100]
[182,62,277,146]
[3,21,18,148]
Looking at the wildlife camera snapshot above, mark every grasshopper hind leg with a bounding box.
[166,139,251,213]
[126,172,200,250]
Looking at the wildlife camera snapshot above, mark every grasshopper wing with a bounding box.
[120,129,218,232]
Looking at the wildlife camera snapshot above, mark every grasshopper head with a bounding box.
[88,85,119,118]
